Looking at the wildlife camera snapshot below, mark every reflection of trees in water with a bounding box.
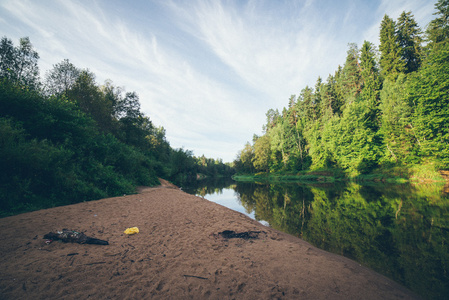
[181,177,235,197]
[234,181,449,300]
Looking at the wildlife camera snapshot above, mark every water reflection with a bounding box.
[184,178,449,300]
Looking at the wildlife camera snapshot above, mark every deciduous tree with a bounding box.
[0,36,40,89]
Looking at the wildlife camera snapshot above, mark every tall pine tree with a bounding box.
[341,43,362,102]
[360,41,382,131]
[397,11,423,73]
[426,0,449,45]
[380,15,405,79]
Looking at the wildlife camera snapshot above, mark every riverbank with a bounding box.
[0,180,420,299]
[233,165,448,184]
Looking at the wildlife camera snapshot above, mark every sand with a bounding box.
[0,179,420,299]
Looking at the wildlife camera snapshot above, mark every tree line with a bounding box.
[234,0,449,177]
[0,37,234,216]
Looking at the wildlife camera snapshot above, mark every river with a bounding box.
[182,177,449,300]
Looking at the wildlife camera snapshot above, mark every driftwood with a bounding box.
[43,229,109,245]
[218,230,262,240]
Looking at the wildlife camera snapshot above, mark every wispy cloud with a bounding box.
[170,1,326,99]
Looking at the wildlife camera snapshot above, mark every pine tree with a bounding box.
[426,0,449,45]
[408,39,449,168]
[360,41,382,130]
[379,15,405,78]
[379,75,417,164]
[360,41,381,103]
[332,99,383,175]
[341,43,362,101]
[298,86,316,122]
[314,77,323,119]
[397,11,423,73]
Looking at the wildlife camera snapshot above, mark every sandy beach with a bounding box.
[0,180,420,299]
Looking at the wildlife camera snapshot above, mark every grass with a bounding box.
[233,169,342,183]
[233,164,447,184]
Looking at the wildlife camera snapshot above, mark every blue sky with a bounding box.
[1,0,435,162]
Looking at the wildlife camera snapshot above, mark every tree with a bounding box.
[379,15,405,78]
[313,77,323,119]
[263,108,280,133]
[44,59,80,96]
[426,0,449,45]
[253,134,272,172]
[321,73,344,117]
[332,99,383,175]
[341,43,362,102]
[408,40,449,168]
[117,91,142,120]
[168,148,196,181]
[0,37,15,80]
[67,70,114,132]
[284,105,307,170]
[379,75,417,164]
[360,40,382,130]
[397,11,423,73]
[0,36,40,89]
[298,86,316,121]
[360,41,381,99]
[234,142,255,173]
[319,75,334,119]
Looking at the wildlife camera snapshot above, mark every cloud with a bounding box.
[171,1,310,98]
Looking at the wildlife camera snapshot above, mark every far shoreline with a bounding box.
[232,166,449,184]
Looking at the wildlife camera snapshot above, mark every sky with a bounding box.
[0,0,436,162]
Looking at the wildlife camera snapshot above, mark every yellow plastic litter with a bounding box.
[124,227,139,235]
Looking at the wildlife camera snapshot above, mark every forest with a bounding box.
[234,1,449,180]
[0,37,234,216]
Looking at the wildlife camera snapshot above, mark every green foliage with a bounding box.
[397,11,423,73]
[379,75,418,164]
[44,59,80,96]
[67,70,115,133]
[379,15,405,79]
[304,121,330,170]
[426,0,449,45]
[341,43,362,100]
[332,99,384,175]
[0,36,234,216]
[234,142,255,174]
[0,81,156,216]
[0,117,75,213]
[360,41,382,114]
[408,40,449,168]
[235,4,448,178]
[0,36,40,90]
[253,134,271,172]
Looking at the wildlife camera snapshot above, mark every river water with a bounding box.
[182,178,449,300]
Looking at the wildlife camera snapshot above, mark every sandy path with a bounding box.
[0,182,420,299]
